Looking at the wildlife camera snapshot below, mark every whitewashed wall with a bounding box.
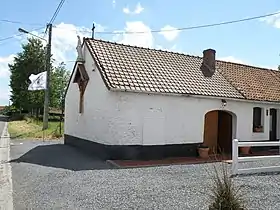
[65,44,280,145]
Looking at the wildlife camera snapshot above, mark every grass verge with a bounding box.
[8,117,64,140]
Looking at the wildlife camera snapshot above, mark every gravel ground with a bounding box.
[9,139,280,210]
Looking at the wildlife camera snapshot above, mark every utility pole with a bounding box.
[42,23,52,130]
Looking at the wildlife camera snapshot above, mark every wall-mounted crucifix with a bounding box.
[73,63,89,113]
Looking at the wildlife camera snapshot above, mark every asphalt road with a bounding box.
[10,139,280,210]
[0,115,13,209]
[10,139,213,210]
[0,115,7,134]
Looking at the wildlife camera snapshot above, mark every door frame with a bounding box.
[203,110,237,155]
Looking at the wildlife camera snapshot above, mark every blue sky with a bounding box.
[1,0,280,105]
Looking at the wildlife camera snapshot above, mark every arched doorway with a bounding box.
[203,110,236,155]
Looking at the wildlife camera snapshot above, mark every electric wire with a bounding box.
[49,0,66,25]
[0,19,43,26]
[1,10,279,43]
[95,10,280,34]
[52,10,280,35]
[43,0,66,38]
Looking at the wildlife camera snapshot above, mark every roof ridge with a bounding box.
[84,37,202,60]
[270,69,280,82]
[84,37,277,72]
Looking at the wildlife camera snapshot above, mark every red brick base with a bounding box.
[109,150,278,168]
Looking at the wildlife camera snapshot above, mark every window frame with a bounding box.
[252,107,264,133]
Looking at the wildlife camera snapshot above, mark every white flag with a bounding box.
[28,71,47,91]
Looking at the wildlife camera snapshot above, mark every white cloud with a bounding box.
[51,23,91,64]
[0,54,15,78]
[218,56,245,64]
[260,65,278,70]
[260,11,280,28]
[112,0,116,8]
[0,86,10,104]
[159,25,180,41]
[113,21,154,48]
[24,23,105,66]
[218,56,278,70]
[134,2,144,14]
[123,7,130,14]
[123,2,144,15]
[16,21,177,68]
[51,23,105,64]
[0,54,12,104]
[155,44,183,53]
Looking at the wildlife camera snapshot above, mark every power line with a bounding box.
[1,10,279,43]
[49,0,66,25]
[54,10,280,35]
[43,0,66,37]
[0,19,43,26]
[0,34,20,42]
[100,10,280,34]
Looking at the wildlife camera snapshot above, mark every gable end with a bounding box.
[84,40,114,91]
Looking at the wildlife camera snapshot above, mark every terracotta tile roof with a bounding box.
[84,38,280,102]
[85,38,244,99]
[217,62,280,102]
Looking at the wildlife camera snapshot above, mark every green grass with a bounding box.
[8,117,64,140]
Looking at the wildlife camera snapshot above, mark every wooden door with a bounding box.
[203,111,218,154]
[269,109,277,141]
[217,111,232,154]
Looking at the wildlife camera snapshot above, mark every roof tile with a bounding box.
[217,62,280,102]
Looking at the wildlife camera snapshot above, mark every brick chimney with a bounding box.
[201,49,216,77]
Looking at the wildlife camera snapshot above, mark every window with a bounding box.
[253,107,263,132]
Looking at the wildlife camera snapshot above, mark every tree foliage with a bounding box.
[9,37,46,111]
[50,62,70,109]
[9,37,70,114]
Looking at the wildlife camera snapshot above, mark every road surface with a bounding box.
[0,115,13,210]
[0,115,6,135]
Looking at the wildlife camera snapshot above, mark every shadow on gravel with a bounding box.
[10,144,117,171]
[233,171,280,178]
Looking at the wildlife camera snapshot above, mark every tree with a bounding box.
[9,37,46,113]
[9,37,70,117]
[50,62,70,109]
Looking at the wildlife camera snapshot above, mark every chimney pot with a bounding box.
[201,49,216,77]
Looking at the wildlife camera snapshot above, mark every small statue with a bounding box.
[76,35,84,62]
